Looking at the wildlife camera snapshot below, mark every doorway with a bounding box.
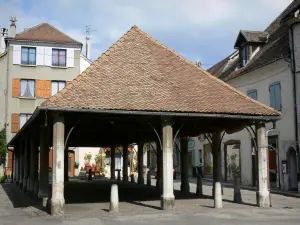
[224,140,240,182]
[203,143,213,176]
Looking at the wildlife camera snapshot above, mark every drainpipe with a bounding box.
[5,40,10,129]
[290,23,300,186]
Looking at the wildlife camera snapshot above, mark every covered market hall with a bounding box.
[8,26,280,216]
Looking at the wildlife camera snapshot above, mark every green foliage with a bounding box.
[0,128,7,166]
[0,175,7,183]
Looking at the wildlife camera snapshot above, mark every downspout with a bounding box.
[5,40,10,129]
[290,23,300,187]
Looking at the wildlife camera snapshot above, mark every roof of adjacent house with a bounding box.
[209,0,300,81]
[234,30,269,48]
[14,22,81,44]
[41,25,279,117]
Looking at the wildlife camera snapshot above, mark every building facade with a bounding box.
[204,1,300,192]
[0,19,91,175]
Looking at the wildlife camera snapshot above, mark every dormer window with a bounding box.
[234,30,268,68]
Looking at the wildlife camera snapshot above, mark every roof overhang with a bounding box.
[8,106,281,146]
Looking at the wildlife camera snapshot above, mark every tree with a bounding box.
[0,128,7,166]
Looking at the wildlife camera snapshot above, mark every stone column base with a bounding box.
[38,192,49,207]
[50,199,65,216]
[123,176,128,182]
[256,191,270,208]
[180,183,190,196]
[22,178,27,192]
[161,196,175,210]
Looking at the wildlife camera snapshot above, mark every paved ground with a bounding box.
[0,178,300,224]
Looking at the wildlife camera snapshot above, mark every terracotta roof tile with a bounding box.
[15,22,81,44]
[41,26,280,117]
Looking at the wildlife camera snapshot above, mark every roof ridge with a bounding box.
[16,22,45,36]
[42,25,137,106]
[132,26,279,116]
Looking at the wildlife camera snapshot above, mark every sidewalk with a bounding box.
[192,177,300,198]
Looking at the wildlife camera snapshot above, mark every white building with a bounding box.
[204,1,300,192]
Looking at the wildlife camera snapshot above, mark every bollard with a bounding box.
[110,184,119,212]
[234,176,242,203]
[88,169,92,180]
[147,172,151,186]
[196,175,203,197]
[130,174,135,183]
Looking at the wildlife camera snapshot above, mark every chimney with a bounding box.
[9,16,17,38]
[86,37,91,59]
[0,28,8,54]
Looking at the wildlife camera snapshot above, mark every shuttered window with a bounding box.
[247,89,257,100]
[21,47,36,65]
[51,81,66,96]
[20,113,32,128]
[52,49,66,67]
[12,78,21,97]
[269,82,282,111]
[11,114,20,133]
[20,79,35,97]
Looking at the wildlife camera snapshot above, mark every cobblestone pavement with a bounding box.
[0,178,300,224]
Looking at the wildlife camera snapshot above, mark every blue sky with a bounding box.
[0,0,293,68]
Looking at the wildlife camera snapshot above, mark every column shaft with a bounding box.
[138,143,144,184]
[256,122,270,207]
[22,137,29,193]
[180,137,189,195]
[122,144,128,182]
[110,146,116,180]
[212,132,222,209]
[161,116,175,210]
[51,116,65,216]
[39,125,50,207]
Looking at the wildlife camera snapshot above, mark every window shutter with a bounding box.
[44,80,52,98]
[66,49,74,67]
[36,47,45,65]
[275,83,282,111]
[11,113,20,133]
[12,78,20,97]
[35,80,44,98]
[269,85,275,109]
[13,45,21,64]
[44,47,52,66]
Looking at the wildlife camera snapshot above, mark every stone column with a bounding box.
[110,146,116,180]
[212,132,222,209]
[19,141,24,189]
[161,116,175,210]
[28,136,35,197]
[39,125,50,207]
[14,146,18,184]
[138,143,144,185]
[180,137,190,195]
[122,144,128,182]
[256,122,270,207]
[22,137,29,193]
[64,149,69,182]
[156,141,162,189]
[51,115,65,216]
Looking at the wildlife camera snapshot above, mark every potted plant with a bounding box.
[94,153,101,171]
[84,152,93,172]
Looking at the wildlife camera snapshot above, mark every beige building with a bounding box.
[204,1,300,192]
[0,18,91,175]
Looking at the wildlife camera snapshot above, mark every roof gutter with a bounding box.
[38,106,280,120]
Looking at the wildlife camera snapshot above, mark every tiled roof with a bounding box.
[210,0,300,81]
[14,22,81,44]
[240,30,269,43]
[41,26,279,116]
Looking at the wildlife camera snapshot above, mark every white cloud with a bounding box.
[0,0,293,62]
